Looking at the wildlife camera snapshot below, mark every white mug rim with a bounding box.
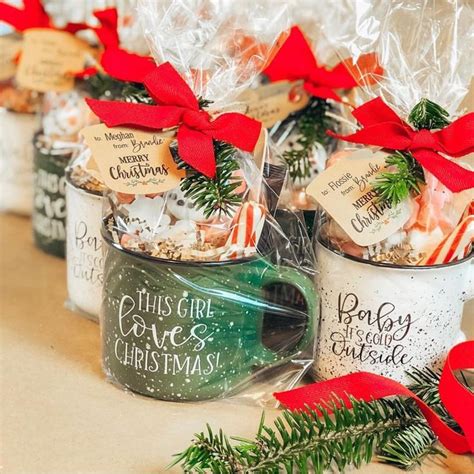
[65,172,105,200]
[317,237,473,271]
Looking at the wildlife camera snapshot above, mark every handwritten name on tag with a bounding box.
[16,29,89,92]
[239,81,310,128]
[306,149,411,246]
[81,124,185,194]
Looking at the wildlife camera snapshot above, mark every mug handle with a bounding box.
[255,264,318,365]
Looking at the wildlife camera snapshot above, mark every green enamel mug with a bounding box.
[101,232,318,401]
[32,134,74,258]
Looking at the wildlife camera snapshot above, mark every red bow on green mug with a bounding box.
[86,62,262,178]
[328,97,474,192]
[263,25,382,103]
[68,8,156,83]
[0,0,81,33]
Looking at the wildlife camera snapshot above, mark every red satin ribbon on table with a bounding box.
[275,340,474,454]
[263,25,382,103]
[69,8,156,83]
[0,0,81,33]
[86,62,262,178]
[328,97,474,192]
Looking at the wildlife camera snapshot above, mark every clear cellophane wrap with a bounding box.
[97,0,318,406]
[315,0,474,266]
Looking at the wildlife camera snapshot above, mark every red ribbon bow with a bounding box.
[0,0,50,31]
[86,62,262,178]
[328,97,474,192]
[0,0,81,33]
[68,8,156,83]
[275,340,474,454]
[264,26,376,103]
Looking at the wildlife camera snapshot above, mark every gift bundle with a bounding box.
[239,15,382,244]
[306,0,474,383]
[78,0,319,403]
[0,0,105,255]
[0,0,42,215]
[65,6,152,319]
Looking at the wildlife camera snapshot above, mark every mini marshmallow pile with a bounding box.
[116,190,266,262]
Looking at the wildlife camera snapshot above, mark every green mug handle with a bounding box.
[255,262,318,366]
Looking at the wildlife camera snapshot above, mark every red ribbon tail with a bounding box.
[207,113,262,155]
[413,149,474,192]
[144,62,200,109]
[177,126,216,179]
[327,122,412,150]
[0,2,25,30]
[263,25,317,83]
[304,84,343,102]
[352,97,407,127]
[274,341,474,454]
[101,48,157,83]
[93,8,120,48]
[439,341,474,451]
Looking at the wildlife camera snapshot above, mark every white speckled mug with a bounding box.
[0,109,37,215]
[314,239,473,384]
[66,178,104,320]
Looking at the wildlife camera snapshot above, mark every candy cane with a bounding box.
[422,215,474,265]
[220,201,266,260]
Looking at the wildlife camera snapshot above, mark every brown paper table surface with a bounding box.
[1,213,473,474]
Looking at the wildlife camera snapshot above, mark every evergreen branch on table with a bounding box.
[172,397,432,473]
[373,151,425,206]
[281,97,332,182]
[377,424,444,469]
[407,367,461,432]
[176,141,242,219]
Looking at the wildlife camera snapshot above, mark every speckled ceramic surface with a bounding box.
[102,240,318,401]
[66,180,104,320]
[0,110,37,215]
[32,141,72,258]
[314,241,474,384]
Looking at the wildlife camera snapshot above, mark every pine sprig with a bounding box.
[408,98,450,131]
[172,367,464,473]
[281,97,332,182]
[407,368,461,432]
[373,151,425,205]
[371,98,451,206]
[172,398,430,473]
[176,141,242,219]
[378,424,444,469]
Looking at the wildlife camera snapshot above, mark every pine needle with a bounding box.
[176,141,242,219]
[280,97,333,182]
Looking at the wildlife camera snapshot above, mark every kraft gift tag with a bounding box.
[306,149,411,246]
[81,124,185,194]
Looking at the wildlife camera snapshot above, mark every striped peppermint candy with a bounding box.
[220,201,266,260]
[422,215,474,265]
